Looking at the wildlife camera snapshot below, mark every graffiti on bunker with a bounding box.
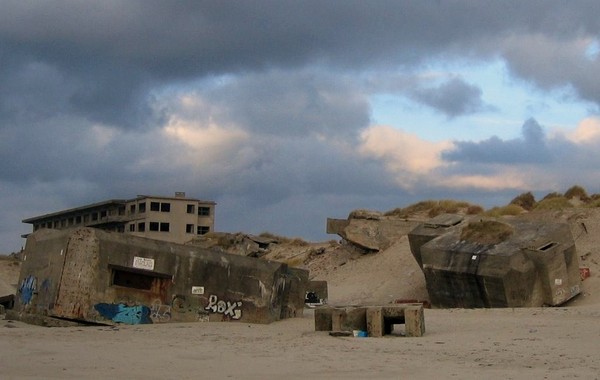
[19,275,37,305]
[150,300,172,323]
[94,303,152,324]
[205,295,243,320]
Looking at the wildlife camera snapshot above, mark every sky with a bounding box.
[3,1,600,252]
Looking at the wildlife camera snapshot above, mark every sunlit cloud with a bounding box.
[562,117,600,144]
[435,172,529,191]
[358,125,453,187]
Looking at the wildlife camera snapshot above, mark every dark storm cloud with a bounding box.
[409,78,489,118]
[2,1,600,131]
[4,1,600,252]
[442,118,553,164]
[208,71,370,136]
[502,35,600,108]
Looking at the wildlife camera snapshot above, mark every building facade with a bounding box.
[22,192,216,244]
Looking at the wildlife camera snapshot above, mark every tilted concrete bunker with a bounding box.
[408,214,581,308]
[14,227,308,325]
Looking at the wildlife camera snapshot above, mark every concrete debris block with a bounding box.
[315,305,425,338]
[366,305,425,337]
[327,217,421,252]
[314,306,368,333]
[403,305,425,337]
[366,307,383,337]
[314,307,334,331]
[331,307,367,332]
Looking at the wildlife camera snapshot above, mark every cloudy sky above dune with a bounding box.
[2,1,600,252]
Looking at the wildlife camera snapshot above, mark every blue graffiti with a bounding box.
[19,275,37,305]
[94,303,152,324]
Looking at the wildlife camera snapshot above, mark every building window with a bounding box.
[68,217,74,226]
[198,207,210,216]
[160,202,171,212]
[129,224,135,232]
[138,222,146,232]
[75,216,82,224]
[150,202,160,211]
[100,210,107,218]
[61,219,66,227]
[130,204,136,214]
[197,226,210,235]
[91,212,98,221]
[186,204,195,214]
[149,222,159,231]
[186,224,194,233]
[83,215,89,223]
[54,221,59,228]
[160,222,170,232]
[138,202,146,213]
[118,206,125,215]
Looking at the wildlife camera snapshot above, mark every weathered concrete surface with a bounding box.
[315,304,425,337]
[366,305,425,337]
[14,227,309,325]
[327,214,421,251]
[314,306,367,332]
[409,216,581,308]
[408,214,465,267]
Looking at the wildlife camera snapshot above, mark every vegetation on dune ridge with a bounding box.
[384,199,480,218]
[202,184,600,245]
[381,184,600,222]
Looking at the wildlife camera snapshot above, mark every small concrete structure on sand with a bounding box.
[12,227,309,326]
[314,304,425,337]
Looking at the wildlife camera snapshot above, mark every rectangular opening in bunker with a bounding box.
[111,267,171,291]
[385,316,406,336]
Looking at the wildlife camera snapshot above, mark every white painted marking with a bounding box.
[133,256,155,270]
[192,286,204,295]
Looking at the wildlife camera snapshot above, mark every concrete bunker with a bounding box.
[408,215,581,308]
[12,227,309,325]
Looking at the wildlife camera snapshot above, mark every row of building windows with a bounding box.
[128,222,210,235]
[128,202,211,216]
[32,202,211,232]
[33,208,119,230]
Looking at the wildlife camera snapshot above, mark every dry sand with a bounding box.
[2,208,600,379]
[1,306,599,379]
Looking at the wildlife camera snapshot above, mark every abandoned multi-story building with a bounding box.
[22,192,216,245]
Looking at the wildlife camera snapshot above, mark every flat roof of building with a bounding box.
[22,199,127,224]
[134,194,216,205]
[22,194,216,224]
